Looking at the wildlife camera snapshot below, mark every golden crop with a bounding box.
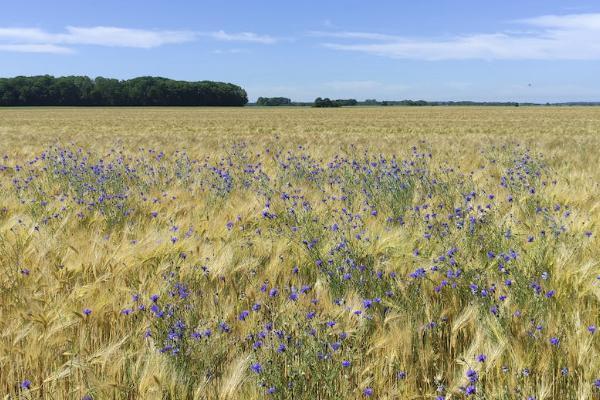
[0,107,598,399]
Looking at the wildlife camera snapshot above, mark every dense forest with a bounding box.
[0,76,248,106]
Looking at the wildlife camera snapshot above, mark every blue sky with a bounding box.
[1,0,600,102]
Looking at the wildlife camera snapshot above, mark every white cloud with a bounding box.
[0,43,73,54]
[206,30,279,44]
[61,26,196,48]
[0,28,55,42]
[0,26,196,49]
[308,31,400,41]
[0,26,279,53]
[518,13,600,30]
[317,13,600,60]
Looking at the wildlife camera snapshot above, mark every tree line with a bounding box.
[0,75,248,106]
[256,97,292,106]
[313,98,358,107]
[253,97,360,107]
[253,97,571,107]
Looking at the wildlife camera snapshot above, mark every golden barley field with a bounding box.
[0,106,599,399]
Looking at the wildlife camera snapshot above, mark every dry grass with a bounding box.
[0,106,598,399]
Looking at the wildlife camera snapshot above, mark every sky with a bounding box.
[1,0,600,102]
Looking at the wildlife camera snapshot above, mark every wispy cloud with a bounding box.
[62,26,196,48]
[0,43,73,54]
[0,26,280,53]
[0,26,196,50]
[308,31,399,41]
[316,13,600,60]
[206,30,279,44]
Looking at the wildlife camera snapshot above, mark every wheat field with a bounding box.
[0,106,599,399]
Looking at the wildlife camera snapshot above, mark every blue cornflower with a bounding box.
[191,331,201,340]
[277,343,286,353]
[269,288,279,297]
[363,387,373,396]
[476,353,486,363]
[83,308,92,316]
[21,379,31,390]
[342,360,351,368]
[588,325,596,334]
[252,303,261,312]
[239,310,250,321]
[465,385,476,396]
[410,268,426,279]
[466,369,478,383]
[550,337,560,346]
[250,362,262,373]
[300,285,311,293]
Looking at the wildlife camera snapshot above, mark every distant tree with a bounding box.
[313,97,340,108]
[0,76,248,106]
[256,97,292,106]
[334,99,358,106]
